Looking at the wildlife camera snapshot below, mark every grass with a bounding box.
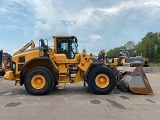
[149,63,160,67]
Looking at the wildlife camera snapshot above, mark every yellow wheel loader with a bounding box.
[4,36,117,95]
[4,36,153,95]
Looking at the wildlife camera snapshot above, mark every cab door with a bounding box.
[54,37,79,63]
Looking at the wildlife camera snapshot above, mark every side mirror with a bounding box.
[75,38,78,47]
[75,37,78,43]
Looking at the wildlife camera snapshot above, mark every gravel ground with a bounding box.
[0,67,160,120]
[143,67,160,73]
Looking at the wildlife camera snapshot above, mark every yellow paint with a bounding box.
[104,58,119,67]
[58,74,70,83]
[4,71,15,80]
[5,36,94,87]
[57,64,68,74]
[78,49,93,72]
[53,54,80,64]
[31,74,46,89]
[4,71,20,81]
[95,74,110,88]
[74,70,84,83]
[57,64,70,83]
[53,54,69,63]
[68,54,80,63]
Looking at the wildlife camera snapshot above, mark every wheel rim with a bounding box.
[95,74,110,88]
[31,74,46,89]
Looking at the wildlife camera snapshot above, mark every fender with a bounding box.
[83,61,104,80]
[20,56,58,85]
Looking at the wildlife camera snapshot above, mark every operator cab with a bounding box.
[57,36,78,59]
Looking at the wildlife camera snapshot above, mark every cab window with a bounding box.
[57,38,77,59]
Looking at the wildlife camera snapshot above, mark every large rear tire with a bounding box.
[87,66,116,95]
[24,67,54,95]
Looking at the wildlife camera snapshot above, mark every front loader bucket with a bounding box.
[116,66,153,95]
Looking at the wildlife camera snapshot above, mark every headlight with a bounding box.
[11,61,16,74]
[12,63,16,69]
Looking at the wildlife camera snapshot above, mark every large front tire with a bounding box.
[87,66,116,95]
[24,67,54,95]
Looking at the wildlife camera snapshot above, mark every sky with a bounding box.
[0,0,160,55]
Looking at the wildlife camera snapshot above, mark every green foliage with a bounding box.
[107,46,125,57]
[124,41,135,56]
[107,32,160,63]
[149,63,160,67]
[135,32,160,63]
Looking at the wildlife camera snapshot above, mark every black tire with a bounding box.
[24,67,54,95]
[0,69,5,76]
[87,66,116,95]
[0,71,5,76]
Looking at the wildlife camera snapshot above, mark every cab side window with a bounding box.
[57,39,68,54]
[57,38,77,59]
[57,39,70,58]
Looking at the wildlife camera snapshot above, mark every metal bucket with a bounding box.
[116,66,153,95]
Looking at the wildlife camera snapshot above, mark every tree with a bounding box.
[107,32,160,63]
[131,32,160,63]
[124,41,135,56]
[139,32,160,62]
[107,46,125,57]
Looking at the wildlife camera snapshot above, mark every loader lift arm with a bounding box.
[13,40,35,56]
